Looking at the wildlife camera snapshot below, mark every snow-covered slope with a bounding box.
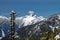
[0,16,9,39]
[15,15,45,28]
[47,14,60,32]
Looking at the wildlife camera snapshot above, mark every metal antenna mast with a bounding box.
[9,10,16,40]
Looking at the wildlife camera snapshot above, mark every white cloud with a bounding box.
[28,11,34,16]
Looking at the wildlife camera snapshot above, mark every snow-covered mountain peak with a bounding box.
[22,14,37,26]
[15,11,45,27]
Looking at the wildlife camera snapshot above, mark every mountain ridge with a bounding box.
[0,13,60,40]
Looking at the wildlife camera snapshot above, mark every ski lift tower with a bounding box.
[9,10,16,40]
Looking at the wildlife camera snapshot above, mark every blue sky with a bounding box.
[0,0,60,17]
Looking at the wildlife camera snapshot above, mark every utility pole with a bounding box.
[9,10,16,40]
